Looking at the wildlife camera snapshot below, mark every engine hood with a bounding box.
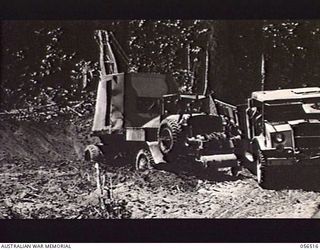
[269,119,320,132]
[287,119,320,126]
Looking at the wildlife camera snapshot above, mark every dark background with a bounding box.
[2,19,320,110]
[1,0,320,243]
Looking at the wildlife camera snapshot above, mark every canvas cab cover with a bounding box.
[92,72,178,133]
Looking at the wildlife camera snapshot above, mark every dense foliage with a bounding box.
[2,20,320,111]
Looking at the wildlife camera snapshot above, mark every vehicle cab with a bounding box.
[242,87,320,186]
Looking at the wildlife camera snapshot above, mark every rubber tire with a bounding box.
[254,149,274,189]
[84,144,102,162]
[158,118,183,162]
[135,149,155,171]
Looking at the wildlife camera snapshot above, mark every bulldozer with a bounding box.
[84,30,241,176]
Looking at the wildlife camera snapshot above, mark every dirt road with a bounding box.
[1,117,320,218]
[111,166,320,218]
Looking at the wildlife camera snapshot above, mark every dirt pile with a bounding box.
[0,116,95,163]
[0,116,132,219]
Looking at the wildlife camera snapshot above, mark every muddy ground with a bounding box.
[1,116,320,219]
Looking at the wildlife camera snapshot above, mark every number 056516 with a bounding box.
[300,244,319,248]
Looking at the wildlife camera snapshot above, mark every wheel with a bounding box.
[254,149,265,185]
[158,118,183,161]
[84,144,103,162]
[253,148,277,189]
[135,149,155,171]
[253,148,268,187]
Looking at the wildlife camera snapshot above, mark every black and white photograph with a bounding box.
[1,19,320,221]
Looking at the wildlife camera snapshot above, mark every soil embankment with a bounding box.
[1,117,320,218]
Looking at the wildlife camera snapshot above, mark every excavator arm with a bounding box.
[92,30,124,134]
